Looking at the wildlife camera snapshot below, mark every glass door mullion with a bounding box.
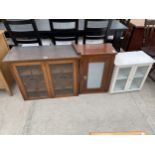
[125,66,137,90]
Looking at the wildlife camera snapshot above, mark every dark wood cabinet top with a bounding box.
[130,19,145,28]
[73,43,116,55]
[3,45,80,62]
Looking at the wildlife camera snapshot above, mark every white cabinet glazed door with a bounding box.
[128,65,152,90]
[112,66,132,92]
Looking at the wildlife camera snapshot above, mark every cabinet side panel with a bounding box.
[11,64,28,99]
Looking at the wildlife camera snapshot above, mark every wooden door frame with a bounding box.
[45,59,79,97]
[80,55,115,93]
[10,61,51,100]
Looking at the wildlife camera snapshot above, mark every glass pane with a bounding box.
[50,63,73,97]
[87,62,104,89]
[117,67,131,80]
[17,65,48,98]
[114,79,127,91]
[134,66,148,78]
[130,77,143,90]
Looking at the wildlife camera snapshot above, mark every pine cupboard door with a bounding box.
[11,62,51,100]
[80,55,114,93]
[46,60,79,97]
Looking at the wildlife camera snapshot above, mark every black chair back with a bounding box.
[83,19,112,44]
[3,19,42,46]
[49,19,78,45]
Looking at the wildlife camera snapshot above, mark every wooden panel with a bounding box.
[0,31,9,61]
[0,71,5,88]
[121,23,134,50]
[0,30,13,95]
[128,27,144,51]
[73,43,116,55]
[3,45,80,62]
[130,19,145,28]
[89,131,146,135]
[122,21,145,51]
[80,55,115,93]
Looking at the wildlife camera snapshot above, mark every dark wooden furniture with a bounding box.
[108,20,128,52]
[0,30,13,95]
[73,43,116,93]
[2,19,127,51]
[3,19,42,46]
[49,19,78,45]
[3,46,79,100]
[119,19,131,26]
[142,19,155,82]
[83,19,112,44]
[122,19,145,51]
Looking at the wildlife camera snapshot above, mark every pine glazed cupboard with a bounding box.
[3,46,79,100]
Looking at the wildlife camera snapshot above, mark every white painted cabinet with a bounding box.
[109,51,155,93]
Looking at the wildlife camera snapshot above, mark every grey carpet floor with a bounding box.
[0,78,155,135]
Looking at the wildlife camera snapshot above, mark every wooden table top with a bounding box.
[89,131,146,135]
[0,30,5,34]
[130,19,145,28]
[73,43,116,55]
[3,45,80,62]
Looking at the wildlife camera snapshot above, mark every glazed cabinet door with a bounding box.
[11,62,50,100]
[46,60,78,97]
[128,65,151,90]
[111,66,132,93]
[80,55,114,93]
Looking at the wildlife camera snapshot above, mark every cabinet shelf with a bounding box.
[52,70,72,75]
[27,90,48,98]
[55,86,73,91]
[116,76,128,80]
[18,67,43,76]
[133,75,144,79]
[51,64,73,74]
[26,87,47,93]
[52,72,73,77]
[55,88,73,97]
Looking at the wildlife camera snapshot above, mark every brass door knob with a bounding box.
[84,75,87,80]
